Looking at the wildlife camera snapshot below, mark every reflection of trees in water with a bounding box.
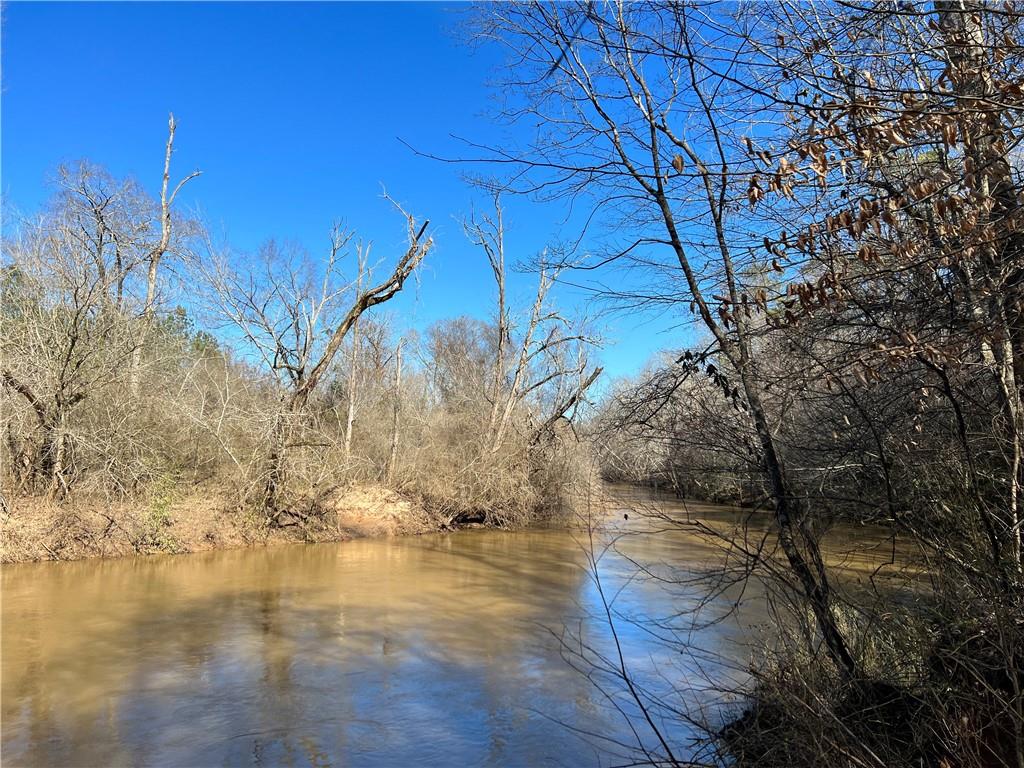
[550,490,923,766]
[3,512,788,766]
[3,531,620,766]
[2,490,927,766]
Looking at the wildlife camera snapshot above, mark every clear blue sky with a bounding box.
[2,1,687,381]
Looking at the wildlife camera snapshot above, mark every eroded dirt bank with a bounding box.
[1,484,442,564]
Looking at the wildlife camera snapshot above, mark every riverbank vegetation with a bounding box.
[1,141,600,562]
[478,1,1024,765]
[4,1,1024,766]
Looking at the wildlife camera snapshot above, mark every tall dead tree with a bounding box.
[203,206,430,516]
[464,192,509,436]
[465,196,600,454]
[131,114,201,392]
[387,338,403,484]
[342,247,368,458]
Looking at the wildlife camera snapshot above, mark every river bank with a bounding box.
[1,483,447,564]
[2,507,728,767]
[4,483,952,767]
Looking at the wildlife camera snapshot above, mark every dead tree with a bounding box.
[202,205,431,516]
[465,195,599,454]
[464,192,509,436]
[342,248,368,459]
[131,114,201,392]
[386,338,403,484]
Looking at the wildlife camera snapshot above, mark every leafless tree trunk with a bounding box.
[130,114,201,394]
[491,265,551,452]
[464,192,508,436]
[477,1,858,676]
[387,339,403,484]
[343,249,367,459]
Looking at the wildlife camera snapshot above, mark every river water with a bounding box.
[2,489,908,766]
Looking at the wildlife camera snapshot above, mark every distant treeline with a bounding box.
[1,136,600,546]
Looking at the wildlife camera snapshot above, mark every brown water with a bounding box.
[1,491,909,767]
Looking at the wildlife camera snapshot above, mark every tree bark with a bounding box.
[343,317,359,458]
[257,220,430,516]
[130,114,200,395]
[387,340,403,484]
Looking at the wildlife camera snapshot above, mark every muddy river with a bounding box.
[2,489,909,766]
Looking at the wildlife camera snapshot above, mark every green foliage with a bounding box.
[141,475,182,554]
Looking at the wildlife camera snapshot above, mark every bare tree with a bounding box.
[473,2,1024,764]
[477,1,857,675]
[464,192,510,437]
[131,114,201,392]
[464,194,602,454]
[342,247,368,458]
[387,337,403,484]
[200,206,430,515]
[2,160,185,497]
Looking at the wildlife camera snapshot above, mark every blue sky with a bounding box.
[2,1,687,381]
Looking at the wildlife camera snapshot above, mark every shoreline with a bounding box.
[0,483,453,565]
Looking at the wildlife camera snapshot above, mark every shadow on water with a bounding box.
[3,492,905,766]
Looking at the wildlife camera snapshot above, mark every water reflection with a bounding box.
[2,493,908,767]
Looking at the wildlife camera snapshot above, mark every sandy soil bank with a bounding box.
[1,483,439,564]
